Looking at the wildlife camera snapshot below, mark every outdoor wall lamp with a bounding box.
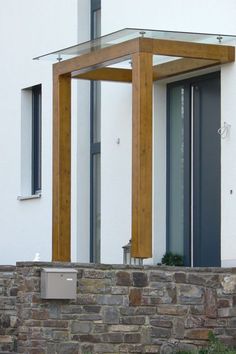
[122,239,143,265]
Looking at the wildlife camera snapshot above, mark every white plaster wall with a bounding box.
[101,83,132,263]
[0,0,79,264]
[102,0,236,35]
[101,0,236,264]
[100,81,167,265]
[221,60,236,266]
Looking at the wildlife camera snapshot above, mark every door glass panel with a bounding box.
[92,81,101,143]
[192,75,221,266]
[90,3,101,262]
[168,86,185,255]
[92,153,101,263]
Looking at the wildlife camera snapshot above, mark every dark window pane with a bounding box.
[92,154,101,263]
[90,1,101,262]
[93,9,101,39]
[32,85,42,194]
[92,81,101,143]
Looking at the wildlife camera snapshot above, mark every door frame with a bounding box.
[166,71,221,266]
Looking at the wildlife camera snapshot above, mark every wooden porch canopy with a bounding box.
[35,28,235,262]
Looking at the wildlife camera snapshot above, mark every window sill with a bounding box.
[17,193,41,201]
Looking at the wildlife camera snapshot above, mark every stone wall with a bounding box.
[0,266,18,353]
[1,262,236,354]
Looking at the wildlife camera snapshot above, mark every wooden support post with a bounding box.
[131,52,153,258]
[52,71,71,261]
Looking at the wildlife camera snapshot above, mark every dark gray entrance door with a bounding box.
[167,72,221,267]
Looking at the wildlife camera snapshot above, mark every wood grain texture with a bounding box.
[72,67,132,82]
[72,58,219,83]
[55,37,234,78]
[52,71,71,261]
[153,58,219,80]
[131,52,153,259]
[150,38,235,63]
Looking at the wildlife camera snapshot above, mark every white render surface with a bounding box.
[0,0,80,264]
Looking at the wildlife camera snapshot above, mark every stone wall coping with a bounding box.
[0,265,16,272]
[15,261,236,273]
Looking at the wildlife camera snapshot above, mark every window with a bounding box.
[19,84,42,199]
[91,0,101,40]
[90,0,101,262]
[32,85,42,194]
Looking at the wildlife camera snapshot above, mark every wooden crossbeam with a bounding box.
[143,38,235,63]
[54,37,234,78]
[153,58,219,80]
[72,58,219,83]
[52,71,71,262]
[131,52,153,259]
[72,67,132,82]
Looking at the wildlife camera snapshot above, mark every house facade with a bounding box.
[1,0,236,267]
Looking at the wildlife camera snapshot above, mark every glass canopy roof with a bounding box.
[34,28,236,63]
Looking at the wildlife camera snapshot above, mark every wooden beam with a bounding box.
[131,52,153,259]
[72,67,132,83]
[54,38,141,76]
[72,58,219,83]
[52,71,71,261]
[153,58,219,80]
[55,36,234,79]
[54,37,235,77]
[147,38,235,63]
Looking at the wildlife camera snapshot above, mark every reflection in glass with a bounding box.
[93,81,101,143]
[93,9,101,39]
[93,154,101,263]
[35,27,236,61]
[90,2,101,263]
[168,86,185,255]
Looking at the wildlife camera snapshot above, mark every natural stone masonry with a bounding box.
[0,266,18,353]
[0,262,236,353]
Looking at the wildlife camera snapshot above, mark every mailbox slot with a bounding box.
[41,268,77,299]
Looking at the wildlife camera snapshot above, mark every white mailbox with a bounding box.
[41,268,77,299]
